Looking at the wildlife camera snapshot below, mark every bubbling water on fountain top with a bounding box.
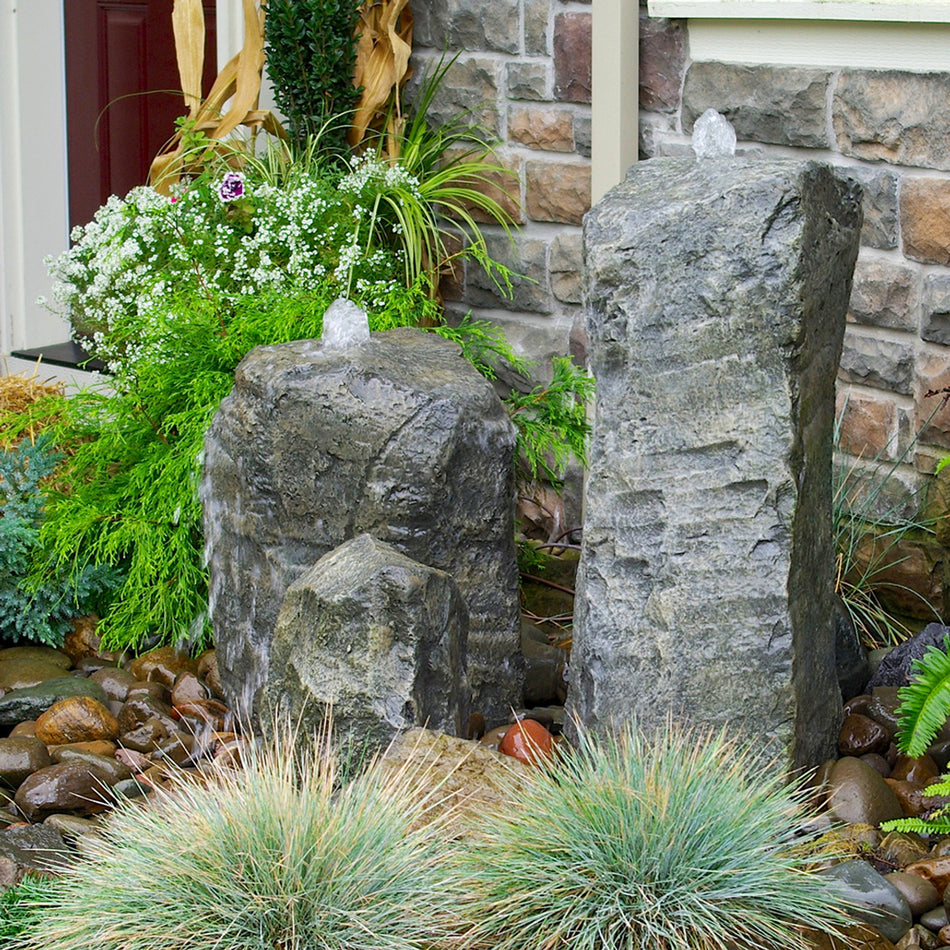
[691,108,737,160]
[321,297,370,349]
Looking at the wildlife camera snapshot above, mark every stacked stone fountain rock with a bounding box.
[202,325,523,743]
[568,157,863,769]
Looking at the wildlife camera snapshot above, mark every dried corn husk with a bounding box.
[350,0,413,154]
[149,0,287,193]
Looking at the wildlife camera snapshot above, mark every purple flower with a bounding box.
[217,172,246,203]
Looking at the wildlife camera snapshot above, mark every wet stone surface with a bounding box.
[6,610,950,950]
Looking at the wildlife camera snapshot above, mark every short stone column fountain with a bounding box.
[203,325,523,728]
[568,158,862,769]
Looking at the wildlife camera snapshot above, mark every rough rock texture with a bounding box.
[638,14,687,112]
[376,727,530,830]
[203,328,521,724]
[682,63,832,148]
[525,160,591,226]
[901,178,950,266]
[553,12,591,103]
[834,70,950,172]
[262,535,470,749]
[569,158,862,769]
[867,623,950,689]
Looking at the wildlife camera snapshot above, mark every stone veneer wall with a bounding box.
[411,0,950,609]
[410,0,593,367]
[638,16,950,482]
[414,0,950,476]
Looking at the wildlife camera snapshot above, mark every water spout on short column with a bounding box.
[322,297,370,349]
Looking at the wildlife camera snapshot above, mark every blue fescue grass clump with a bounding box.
[459,721,851,950]
[12,723,467,950]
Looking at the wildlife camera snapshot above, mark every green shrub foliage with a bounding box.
[0,435,116,646]
[264,0,362,154]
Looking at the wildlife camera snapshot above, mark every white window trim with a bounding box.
[648,0,950,21]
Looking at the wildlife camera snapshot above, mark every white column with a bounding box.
[0,0,72,352]
[591,0,639,203]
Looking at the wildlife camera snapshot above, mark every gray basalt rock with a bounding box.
[569,158,862,769]
[203,327,521,724]
[820,859,913,944]
[867,622,950,689]
[262,535,469,749]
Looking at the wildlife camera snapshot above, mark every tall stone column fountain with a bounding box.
[568,158,862,769]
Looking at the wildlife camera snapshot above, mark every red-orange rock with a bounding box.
[890,755,940,785]
[498,719,554,766]
[904,855,950,896]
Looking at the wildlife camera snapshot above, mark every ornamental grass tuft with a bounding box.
[13,722,467,950]
[459,720,850,950]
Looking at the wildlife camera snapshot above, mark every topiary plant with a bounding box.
[263,0,362,156]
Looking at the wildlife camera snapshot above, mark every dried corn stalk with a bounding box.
[350,0,413,156]
[149,0,287,193]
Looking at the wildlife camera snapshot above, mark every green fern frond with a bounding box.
[880,813,950,836]
[895,634,950,757]
[924,779,950,796]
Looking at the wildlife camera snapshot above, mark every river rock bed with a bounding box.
[2,621,950,949]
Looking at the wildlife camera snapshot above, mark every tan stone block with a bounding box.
[508,106,574,152]
[834,70,950,171]
[525,160,591,225]
[550,231,583,304]
[916,348,950,447]
[848,257,919,332]
[901,178,950,265]
[836,390,897,460]
[444,148,524,225]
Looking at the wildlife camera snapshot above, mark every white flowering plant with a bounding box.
[16,87,584,654]
[48,157,454,374]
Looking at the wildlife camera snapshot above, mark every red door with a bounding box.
[64,0,217,230]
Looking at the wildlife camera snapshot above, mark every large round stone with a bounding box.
[0,677,109,725]
[90,667,138,703]
[14,760,124,820]
[820,859,913,944]
[127,647,198,688]
[0,737,51,789]
[35,696,120,745]
[0,658,72,691]
[0,646,71,669]
[827,756,904,825]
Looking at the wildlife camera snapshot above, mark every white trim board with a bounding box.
[659,17,950,71]
[648,0,950,21]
